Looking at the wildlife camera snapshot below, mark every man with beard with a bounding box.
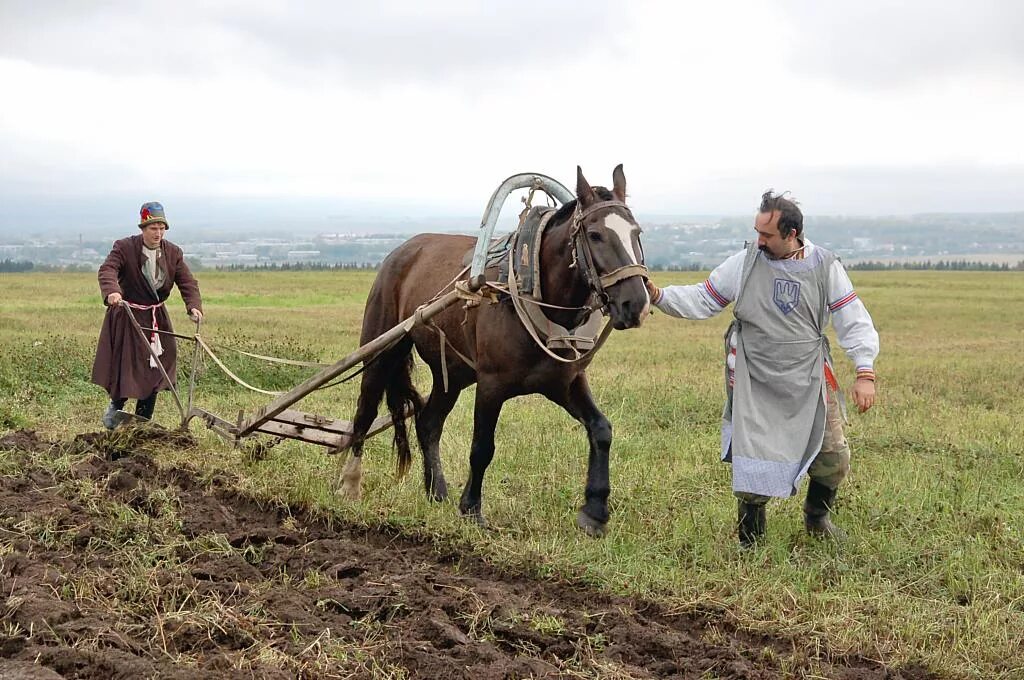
[646,190,878,547]
[92,202,203,428]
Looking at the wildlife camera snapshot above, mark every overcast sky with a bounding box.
[2,0,1023,234]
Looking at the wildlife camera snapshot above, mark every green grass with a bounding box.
[2,268,1023,678]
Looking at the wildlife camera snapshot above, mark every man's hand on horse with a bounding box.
[644,278,662,304]
[852,378,875,413]
[106,292,123,306]
[189,308,203,323]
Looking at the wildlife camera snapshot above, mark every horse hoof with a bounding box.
[576,511,607,538]
[339,456,363,501]
[460,510,488,529]
[427,479,449,503]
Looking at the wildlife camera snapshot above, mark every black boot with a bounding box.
[804,480,847,541]
[737,500,766,548]
[135,392,158,420]
[103,399,127,430]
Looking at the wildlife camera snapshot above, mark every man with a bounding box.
[92,202,203,428]
[646,191,878,547]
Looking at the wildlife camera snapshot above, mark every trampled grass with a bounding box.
[1,268,1023,677]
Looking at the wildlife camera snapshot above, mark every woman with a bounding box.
[92,202,203,428]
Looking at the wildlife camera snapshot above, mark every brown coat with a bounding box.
[91,235,202,400]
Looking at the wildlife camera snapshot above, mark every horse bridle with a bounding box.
[570,200,649,305]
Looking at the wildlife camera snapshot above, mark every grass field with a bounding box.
[2,268,1023,678]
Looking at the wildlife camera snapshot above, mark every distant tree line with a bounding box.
[3,257,1022,274]
[647,263,707,272]
[0,259,33,272]
[213,261,380,271]
[846,259,1023,271]
[0,259,95,273]
[0,259,384,273]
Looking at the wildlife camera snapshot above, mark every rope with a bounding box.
[117,301,185,419]
[506,259,613,364]
[424,265,472,305]
[193,304,428,396]
[139,326,330,367]
[194,335,285,396]
[482,282,592,312]
[202,344,330,367]
[138,300,444,399]
[193,331,396,397]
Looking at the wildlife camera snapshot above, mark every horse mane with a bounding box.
[550,186,616,225]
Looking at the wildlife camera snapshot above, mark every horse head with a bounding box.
[571,165,650,330]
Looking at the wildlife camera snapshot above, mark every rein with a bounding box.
[507,257,613,364]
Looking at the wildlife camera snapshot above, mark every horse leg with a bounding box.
[554,374,612,537]
[414,377,461,502]
[458,384,506,527]
[340,337,415,500]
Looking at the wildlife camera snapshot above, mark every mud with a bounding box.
[0,429,936,679]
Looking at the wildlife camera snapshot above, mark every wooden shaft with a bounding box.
[235,290,460,437]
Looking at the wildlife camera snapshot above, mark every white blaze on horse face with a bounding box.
[602,213,641,266]
[602,212,652,318]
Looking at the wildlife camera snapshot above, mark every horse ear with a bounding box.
[612,164,626,203]
[576,166,596,207]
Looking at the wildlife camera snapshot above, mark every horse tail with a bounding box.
[384,337,423,479]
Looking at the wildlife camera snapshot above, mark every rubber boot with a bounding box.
[103,399,126,430]
[804,480,847,542]
[737,500,766,548]
[135,392,158,420]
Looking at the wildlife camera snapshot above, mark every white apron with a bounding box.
[722,243,836,497]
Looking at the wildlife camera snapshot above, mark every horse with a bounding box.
[340,165,650,536]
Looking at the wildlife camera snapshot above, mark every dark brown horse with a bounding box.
[341,166,650,536]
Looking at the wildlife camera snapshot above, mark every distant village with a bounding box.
[2,213,1022,271]
[0,232,408,271]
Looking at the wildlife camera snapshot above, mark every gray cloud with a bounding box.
[776,0,1024,88]
[0,1,617,83]
[643,163,1024,215]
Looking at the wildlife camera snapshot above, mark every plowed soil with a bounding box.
[0,428,935,679]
